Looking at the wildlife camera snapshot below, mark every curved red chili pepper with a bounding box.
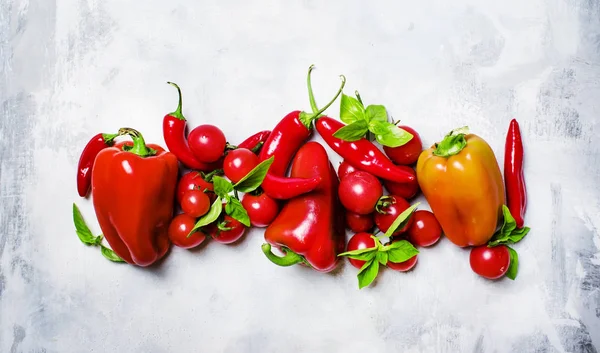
[504,118,526,228]
[77,132,118,197]
[237,130,271,154]
[162,82,215,171]
[315,117,416,183]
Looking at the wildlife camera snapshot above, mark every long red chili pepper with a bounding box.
[315,117,416,183]
[237,130,271,153]
[162,82,214,171]
[504,118,526,228]
[259,66,346,200]
[77,132,118,197]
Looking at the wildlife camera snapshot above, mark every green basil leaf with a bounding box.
[73,203,102,245]
[233,156,274,193]
[365,105,388,123]
[488,205,530,246]
[488,227,530,247]
[357,258,380,289]
[368,121,414,148]
[212,176,233,198]
[345,251,377,261]
[338,245,378,257]
[190,197,223,235]
[339,93,366,124]
[499,205,517,237]
[224,197,251,227]
[376,251,389,265]
[332,120,369,141]
[506,246,519,280]
[100,245,126,263]
[387,240,419,263]
[384,203,420,238]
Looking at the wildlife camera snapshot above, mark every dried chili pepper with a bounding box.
[504,118,526,228]
[77,132,118,197]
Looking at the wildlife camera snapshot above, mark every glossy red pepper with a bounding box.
[236,130,271,154]
[77,132,118,197]
[315,117,416,183]
[92,128,178,266]
[504,118,527,228]
[162,82,217,171]
[259,66,346,200]
[262,141,345,272]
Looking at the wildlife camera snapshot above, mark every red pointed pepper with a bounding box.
[91,128,178,267]
[236,130,271,154]
[76,132,118,197]
[504,118,527,228]
[259,66,346,200]
[262,141,345,272]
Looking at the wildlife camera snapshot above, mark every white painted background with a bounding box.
[1,0,599,352]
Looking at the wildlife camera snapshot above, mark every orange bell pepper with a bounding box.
[416,127,505,247]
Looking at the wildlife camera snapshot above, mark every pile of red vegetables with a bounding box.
[73,65,530,289]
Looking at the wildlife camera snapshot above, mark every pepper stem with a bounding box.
[167,81,185,120]
[101,133,118,146]
[299,67,346,128]
[117,128,156,157]
[307,64,319,114]
[432,126,470,158]
[261,243,304,267]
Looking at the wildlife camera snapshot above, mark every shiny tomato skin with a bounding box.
[168,214,207,249]
[374,195,413,236]
[338,160,358,180]
[210,216,247,244]
[345,211,374,233]
[387,254,418,272]
[188,124,227,163]
[223,148,260,184]
[338,171,383,215]
[180,190,211,218]
[346,232,377,269]
[242,193,280,227]
[406,210,442,247]
[383,166,420,199]
[383,125,423,165]
[469,245,510,279]
[176,171,215,204]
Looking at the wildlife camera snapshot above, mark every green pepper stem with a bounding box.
[101,133,118,146]
[117,128,155,157]
[299,67,346,128]
[307,64,319,114]
[167,81,185,120]
[261,243,304,267]
[432,126,470,158]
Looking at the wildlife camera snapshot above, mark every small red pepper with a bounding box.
[162,82,216,171]
[262,141,345,272]
[259,66,346,200]
[236,130,271,154]
[315,117,416,183]
[92,128,178,266]
[76,132,118,197]
[504,118,527,228]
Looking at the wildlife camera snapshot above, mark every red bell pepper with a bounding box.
[91,128,178,266]
[76,132,118,197]
[504,118,527,228]
[262,141,345,272]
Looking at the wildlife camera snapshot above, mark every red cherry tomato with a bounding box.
[374,195,413,236]
[337,160,358,180]
[345,211,374,233]
[168,214,207,249]
[383,166,420,199]
[383,126,423,165]
[406,210,442,247]
[346,232,377,269]
[387,254,418,272]
[210,215,247,244]
[180,190,211,218]
[470,245,510,279]
[223,148,260,184]
[176,171,215,204]
[242,192,280,227]
[338,171,383,215]
[188,124,227,163]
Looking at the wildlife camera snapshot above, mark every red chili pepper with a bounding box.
[259,66,346,200]
[237,130,271,154]
[162,82,215,171]
[315,117,416,183]
[77,132,118,197]
[504,118,526,228]
[262,141,345,272]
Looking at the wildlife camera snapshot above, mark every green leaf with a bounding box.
[73,203,102,246]
[368,121,414,148]
[224,197,251,227]
[212,176,233,198]
[189,197,223,235]
[345,251,377,262]
[384,203,420,238]
[233,156,274,193]
[338,244,378,257]
[100,245,125,263]
[488,205,530,246]
[357,258,380,289]
[506,246,519,280]
[339,93,366,124]
[332,120,369,141]
[386,240,419,263]
[365,105,388,123]
[376,251,389,265]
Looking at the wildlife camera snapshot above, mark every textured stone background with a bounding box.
[1,0,599,352]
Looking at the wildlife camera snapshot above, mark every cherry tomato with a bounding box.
[470,245,510,280]
[338,171,383,215]
[345,211,374,233]
[176,171,215,204]
[210,215,247,244]
[383,166,420,199]
[337,160,358,180]
[223,148,260,184]
[387,254,418,272]
[242,192,279,227]
[188,124,227,163]
[180,190,211,218]
[374,195,413,236]
[346,232,376,269]
[383,125,423,165]
[168,214,207,249]
[406,210,442,247]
